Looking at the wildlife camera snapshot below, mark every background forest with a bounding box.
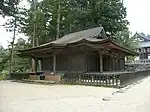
[0,0,139,79]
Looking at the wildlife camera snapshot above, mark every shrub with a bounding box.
[0,70,9,80]
[10,73,29,80]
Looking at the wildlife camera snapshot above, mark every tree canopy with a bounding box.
[0,38,31,74]
[114,29,139,50]
[0,0,20,16]
[20,0,129,45]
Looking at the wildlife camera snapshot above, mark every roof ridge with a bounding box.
[136,32,150,41]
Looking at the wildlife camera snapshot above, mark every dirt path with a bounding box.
[0,77,150,112]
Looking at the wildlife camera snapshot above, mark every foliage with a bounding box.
[0,38,31,74]
[0,70,9,80]
[0,45,10,72]
[114,29,139,50]
[20,0,129,45]
[69,0,129,35]
[22,6,48,45]
[8,38,31,72]
[0,0,20,16]
[114,29,139,62]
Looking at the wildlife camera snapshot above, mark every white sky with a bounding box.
[124,0,150,34]
[0,0,150,48]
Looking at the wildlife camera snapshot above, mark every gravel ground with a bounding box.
[0,77,150,112]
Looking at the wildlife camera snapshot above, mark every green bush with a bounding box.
[10,73,29,80]
[0,70,9,80]
[0,76,2,80]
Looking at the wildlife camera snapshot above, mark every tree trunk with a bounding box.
[36,37,39,46]
[69,24,72,33]
[9,17,17,74]
[56,1,60,40]
[32,23,36,47]
[32,0,37,47]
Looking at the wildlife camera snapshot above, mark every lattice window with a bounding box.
[141,48,146,53]
[147,48,150,52]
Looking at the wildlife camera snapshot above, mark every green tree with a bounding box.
[114,29,139,62]
[22,7,47,45]
[0,38,31,73]
[114,29,139,50]
[0,45,10,72]
[9,38,31,72]
[21,0,71,45]
[69,0,129,35]
[4,0,25,73]
[0,0,20,16]
[21,0,129,45]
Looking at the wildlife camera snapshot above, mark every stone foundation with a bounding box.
[45,75,60,82]
[29,75,40,80]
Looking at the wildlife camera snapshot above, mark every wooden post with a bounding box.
[38,59,42,71]
[99,50,103,73]
[118,56,120,71]
[53,53,56,74]
[32,56,36,74]
[114,57,116,71]
[84,47,88,72]
[109,55,112,71]
[113,58,115,71]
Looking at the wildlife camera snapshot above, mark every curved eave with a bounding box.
[110,41,138,56]
[18,38,137,57]
[67,38,136,56]
[19,43,66,53]
[67,38,109,46]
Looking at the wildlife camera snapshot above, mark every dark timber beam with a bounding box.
[53,53,56,74]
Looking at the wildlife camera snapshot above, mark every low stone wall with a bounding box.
[45,75,60,82]
[29,75,40,80]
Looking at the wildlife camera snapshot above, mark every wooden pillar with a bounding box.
[109,55,112,71]
[118,56,120,71]
[123,57,125,70]
[53,53,56,74]
[68,55,72,72]
[113,57,115,71]
[114,58,116,71]
[109,53,114,71]
[38,59,42,71]
[32,56,36,74]
[84,52,88,72]
[99,51,103,73]
[112,57,114,71]
[84,46,88,72]
[107,55,109,71]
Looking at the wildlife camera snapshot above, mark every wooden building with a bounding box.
[19,27,136,75]
[134,33,150,61]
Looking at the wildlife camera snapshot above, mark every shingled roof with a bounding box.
[20,27,107,51]
[19,27,137,56]
[52,27,107,44]
[135,32,150,41]
[39,27,106,47]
